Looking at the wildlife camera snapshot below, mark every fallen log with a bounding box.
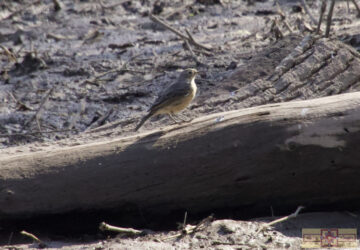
[1,91,360,219]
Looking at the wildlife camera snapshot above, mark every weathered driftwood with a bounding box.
[190,35,360,119]
[1,91,360,219]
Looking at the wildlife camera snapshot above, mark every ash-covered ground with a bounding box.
[2,0,360,248]
[1,0,359,153]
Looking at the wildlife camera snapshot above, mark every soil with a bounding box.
[1,0,360,249]
[3,211,360,249]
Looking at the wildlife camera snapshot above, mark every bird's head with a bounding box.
[180,68,198,81]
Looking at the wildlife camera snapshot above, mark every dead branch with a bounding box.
[316,0,327,34]
[162,215,213,241]
[99,222,143,235]
[20,230,47,248]
[149,14,211,51]
[68,99,86,130]
[20,231,41,243]
[350,0,360,17]
[84,117,137,134]
[82,30,104,45]
[83,54,141,86]
[23,86,55,128]
[257,206,305,233]
[0,45,17,63]
[3,91,360,221]
[0,0,41,21]
[7,91,33,111]
[46,33,76,41]
[0,129,78,137]
[52,0,62,11]
[269,19,284,41]
[325,0,336,38]
[301,0,317,25]
[163,0,196,20]
[184,40,202,65]
[275,0,294,33]
[7,232,14,245]
[271,35,314,80]
[85,107,114,131]
[98,0,125,10]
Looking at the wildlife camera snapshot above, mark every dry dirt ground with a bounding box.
[3,211,360,249]
[2,0,360,249]
[1,0,360,154]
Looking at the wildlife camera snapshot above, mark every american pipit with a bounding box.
[135,68,198,131]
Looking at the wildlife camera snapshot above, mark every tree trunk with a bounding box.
[1,92,360,219]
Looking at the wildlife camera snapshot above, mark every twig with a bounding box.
[109,68,147,75]
[68,99,86,130]
[316,0,327,34]
[85,107,114,131]
[193,48,213,57]
[350,0,360,17]
[36,116,42,133]
[256,206,305,233]
[162,214,213,241]
[192,214,214,232]
[85,117,138,134]
[184,40,202,65]
[269,19,283,40]
[20,230,47,247]
[0,0,41,21]
[0,45,17,63]
[82,30,104,45]
[149,14,188,40]
[16,44,26,58]
[184,29,212,60]
[7,232,13,245]
[301,0,317,25]
[83,54,141,86]
[149,14,211,51]
[164,1,195,20]
[275,0,294,33]
[7,91,33,111]
[162,225,196,241]
[52,0,62,11]
[20,230,41,243]
[177,211,188,230]
[0,129,78,137]
[182,211,188,230]
[345,211,358,217]
[24,86,55,128]
[325,0,336,38]
[47,33,76,41]
[98,0,125,10]
[99,222,143,235]
[185,29,200,48]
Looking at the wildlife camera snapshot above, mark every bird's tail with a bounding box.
[134,112,152,131]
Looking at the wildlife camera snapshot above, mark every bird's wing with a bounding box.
[150,81,190,112]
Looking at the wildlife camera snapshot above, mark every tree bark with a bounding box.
[1,92,360,219]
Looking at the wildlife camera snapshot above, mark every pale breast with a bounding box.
[158,79,197,114]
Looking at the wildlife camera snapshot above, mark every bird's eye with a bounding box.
[188,71,192,75]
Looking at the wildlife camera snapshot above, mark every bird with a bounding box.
[135,68,198,131]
